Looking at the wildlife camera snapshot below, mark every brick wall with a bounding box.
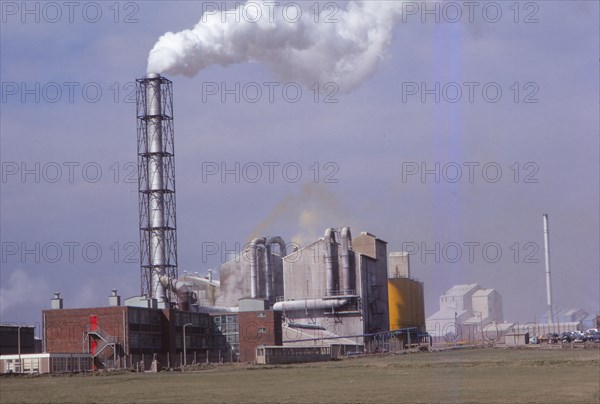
[238,310,282,363]
[43,306,215,369]
[43,307,128,354]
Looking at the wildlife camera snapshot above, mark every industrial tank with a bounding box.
[388,278,425,331]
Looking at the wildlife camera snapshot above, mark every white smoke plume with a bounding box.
[147,1,403,91]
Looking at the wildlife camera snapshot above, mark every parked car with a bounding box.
[587,333,600,342]
[546,333,559,344]
[561,332,574,343]
[529,336,539,344]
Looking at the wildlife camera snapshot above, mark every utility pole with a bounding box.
[183,323,192,367]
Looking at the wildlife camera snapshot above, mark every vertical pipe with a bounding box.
[341,227,352,293]
[146,73,166,301]
[324,228,336,296]
[43,313,46,353]
[264,244,273,301]
[265,236,287,302]
[122,310,127,368]
[250,238,266,298]
[543,214,553,324]
[18,326,21,373]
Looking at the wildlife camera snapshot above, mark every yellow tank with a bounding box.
[388,278,425,331]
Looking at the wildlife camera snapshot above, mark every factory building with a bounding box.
[426,284,503,341]
[35,225,428,367]
[276,229,389,348]
[41,291,229,369]
[2,74,428,371]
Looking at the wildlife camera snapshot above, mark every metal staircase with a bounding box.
[85,326,121,369]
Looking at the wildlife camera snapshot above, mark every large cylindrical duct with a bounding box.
[250,237,266,298]
[273,298,348,312]
[324,228,337,296]
[264,244,272,300]
[265,236,287,301]
[159,275,198,312]
[341,227,352,294]
[146,73,166,300]
[136,73,178,303]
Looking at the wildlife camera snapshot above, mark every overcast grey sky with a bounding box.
[1,1,598,329]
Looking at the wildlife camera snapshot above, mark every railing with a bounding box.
[85,326,120,362]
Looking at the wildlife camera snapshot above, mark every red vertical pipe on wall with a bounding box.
[89,315,98,370]
[90,315,98,331]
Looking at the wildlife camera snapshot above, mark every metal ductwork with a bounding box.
[194,305,239,314]
[265,236,287,301]
[273,298,348,312]
[324,228,337,296]
[340,227,352,293]
[159,276,197,312]
[250,237,266,298]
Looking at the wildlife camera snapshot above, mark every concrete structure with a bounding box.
[388,252,410,278]
[276,229,389,347]
[426,284,503,341]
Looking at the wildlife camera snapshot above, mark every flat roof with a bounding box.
[0,353,92,360]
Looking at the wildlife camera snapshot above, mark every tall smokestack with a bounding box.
[543,213,553,324]
[136,73,178,304]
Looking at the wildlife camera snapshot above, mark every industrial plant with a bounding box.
[3,74,593,376]
[0,74,428,374]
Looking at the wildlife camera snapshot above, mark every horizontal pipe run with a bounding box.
[273,298,348,312]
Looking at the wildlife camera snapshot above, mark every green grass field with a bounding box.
[1,347,598,403]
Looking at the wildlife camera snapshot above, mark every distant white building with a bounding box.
[540,308,589,324]
[426,284,503,340]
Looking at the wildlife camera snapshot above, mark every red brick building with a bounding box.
[43,306,216,369]
[238,309,282,363]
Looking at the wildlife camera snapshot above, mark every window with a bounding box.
[52,357,67,373]
[257,312,266,318]
[258,328,267,334]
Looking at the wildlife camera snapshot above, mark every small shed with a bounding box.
[505,332,529,346]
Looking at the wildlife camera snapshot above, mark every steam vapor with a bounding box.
[247,183,360,247]
[147,1,402,91]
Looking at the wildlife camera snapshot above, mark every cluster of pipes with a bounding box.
[248,236,287,301]
[272,227,353,312]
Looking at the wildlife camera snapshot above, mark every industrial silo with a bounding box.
[387,252,426,331]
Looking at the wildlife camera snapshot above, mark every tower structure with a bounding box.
[136,73,178,303]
